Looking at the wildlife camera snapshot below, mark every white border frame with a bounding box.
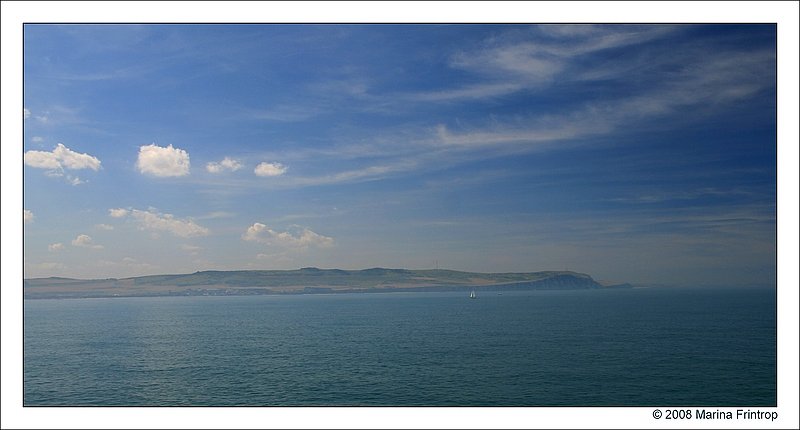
[3,2,797,429]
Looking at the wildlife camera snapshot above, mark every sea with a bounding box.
[23,286,776,406]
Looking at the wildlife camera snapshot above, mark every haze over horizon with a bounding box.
[22,24,776,287]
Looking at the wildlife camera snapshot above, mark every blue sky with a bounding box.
[22,24,777,286]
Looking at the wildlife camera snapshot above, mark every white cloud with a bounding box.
[24,209,33,223]
[130,209,209,237]
[114,208,209,238]
[206,157,242,173]
[23,150,62,169]
[136,143,190,177]
[24,108,31,119]
[108,208,129,218]
[48,243,64,252]
[23,143,101,185]
[32,136,44,143]
[52,144,102,170]
[95,223,115,230]
[254,162,287,177]
[71,234,103,249]
[242,223,333,249]
[24,143,100,171]
[220,157,242,170]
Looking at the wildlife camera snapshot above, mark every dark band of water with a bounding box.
[24,287,776,406]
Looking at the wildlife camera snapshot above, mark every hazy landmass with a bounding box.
[23,267,626,299]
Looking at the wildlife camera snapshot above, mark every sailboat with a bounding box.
[469,290,476,299]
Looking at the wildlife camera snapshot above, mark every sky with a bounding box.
[21,24,778,286]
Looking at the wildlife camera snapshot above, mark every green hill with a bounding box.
[23,267,603,299]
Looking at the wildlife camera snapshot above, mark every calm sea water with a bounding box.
[23,287,776,406]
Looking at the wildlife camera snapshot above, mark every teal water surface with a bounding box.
[23,287,776,406]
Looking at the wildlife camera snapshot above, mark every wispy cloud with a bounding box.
[408,25,680,103]
[408,83,525,103]
[228,27,773,191]
[202,44,771,189]
[48,243,64,252]
[130,209,209,238]
[24,209,34,223]
[110,207,209,238]
[433,118,607,149]
[242,223,334,249]
[428,45,774,153]
[282,160,421,187]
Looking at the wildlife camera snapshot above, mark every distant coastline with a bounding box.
[23,267,627,299]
